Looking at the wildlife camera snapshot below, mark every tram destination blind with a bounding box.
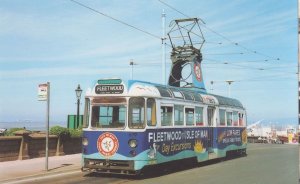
[95,84,124,94]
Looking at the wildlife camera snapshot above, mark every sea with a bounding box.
[1,119,297,131]
[0,121,67,131]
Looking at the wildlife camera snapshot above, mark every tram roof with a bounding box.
[90,79,244,109]
[210,94,244,109]
[128,80,244,109]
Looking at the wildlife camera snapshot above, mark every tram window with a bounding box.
[207,107,215,127]
[195,107,204,126]
[161,106,173,126]
[174,105,184,126]
[83,98,90,128]
[147,98,157,126]
[239,113,244,126]
[129,97,145,129]
[226,112,233,126]
[219,109,226,126]
[182,92,194,101]
[233,111,239,126]
[185,108,194,126]
[91,105,126,128]
[100,107,112,125]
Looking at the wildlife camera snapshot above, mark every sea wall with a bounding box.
[0,131,82,162]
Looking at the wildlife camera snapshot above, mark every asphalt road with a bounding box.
[10,143,299,184]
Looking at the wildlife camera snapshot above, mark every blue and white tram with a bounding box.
[81,78,247,174]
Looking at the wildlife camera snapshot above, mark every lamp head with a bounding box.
[75,84,82,99]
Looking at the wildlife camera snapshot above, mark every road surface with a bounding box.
[4,143,298,184]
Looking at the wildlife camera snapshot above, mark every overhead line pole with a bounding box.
[162,9,167,85]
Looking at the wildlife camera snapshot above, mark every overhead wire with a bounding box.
[201,57,297,74]
[208,74,295,84]
[70,0,279,64]
[205,52,244,56]
[211,87,295,92]
[203,58,289,66]
[70,0,294,83]
[237,73,296,82]
[209,72,295,84]
[157,0,280,61]
[205,41,223,45]
[131,57,296,77]
[70,0,162,40]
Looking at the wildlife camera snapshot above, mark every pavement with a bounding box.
[0,154,82,183]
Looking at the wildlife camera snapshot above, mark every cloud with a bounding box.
[0,34,160,63]
[204,8,295,44]
[0,1,161,61]
[0,66,126,79]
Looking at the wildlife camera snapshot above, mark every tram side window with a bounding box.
[174,105,184,126]
[91,105,126,128]
[219,109,226,126]
[207,107,215,127]
[239,113,244,126]
[233,111,239,126]
[185,108,194,126]
[161,106,173,126]
[129,97,145,129]
[195,107,204,126]
[147,98,157,126]
[226,112,233,126]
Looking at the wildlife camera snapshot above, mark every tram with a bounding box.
[81,78,247,174]
[81,18,247,175]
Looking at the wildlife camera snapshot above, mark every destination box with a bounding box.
[95,85,124,94]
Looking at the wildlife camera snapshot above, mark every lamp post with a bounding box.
[225,80,234,97]
[75,84,82,129]
[129,59,137,80]
[210,81,214,92]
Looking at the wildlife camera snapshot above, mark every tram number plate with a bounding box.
[95,85,124,94]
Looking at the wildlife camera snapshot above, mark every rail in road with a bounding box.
[3,143,298,184]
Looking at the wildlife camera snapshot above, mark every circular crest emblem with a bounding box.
[97,132,119,157]
[194,63,202,82]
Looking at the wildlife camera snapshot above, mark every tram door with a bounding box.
[207,107,215,153]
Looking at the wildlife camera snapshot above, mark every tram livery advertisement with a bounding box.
[81,79,247,174]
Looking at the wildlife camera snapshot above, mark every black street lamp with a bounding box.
[75,84,82,129]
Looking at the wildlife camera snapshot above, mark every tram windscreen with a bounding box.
[91,105,126,128]
[128,97,145,129]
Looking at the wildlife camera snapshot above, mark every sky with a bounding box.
[0,0,298,128]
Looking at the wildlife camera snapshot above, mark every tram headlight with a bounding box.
[82,137,89,146]
[128,139,138,148]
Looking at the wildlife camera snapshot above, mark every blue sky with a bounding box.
[0,0,297,127]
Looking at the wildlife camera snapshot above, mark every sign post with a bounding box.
[298,0,300,130]
[38,82,50,171]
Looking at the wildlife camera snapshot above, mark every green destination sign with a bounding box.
[97,79,122,85]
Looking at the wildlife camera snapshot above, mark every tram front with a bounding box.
[81,79,158,175]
